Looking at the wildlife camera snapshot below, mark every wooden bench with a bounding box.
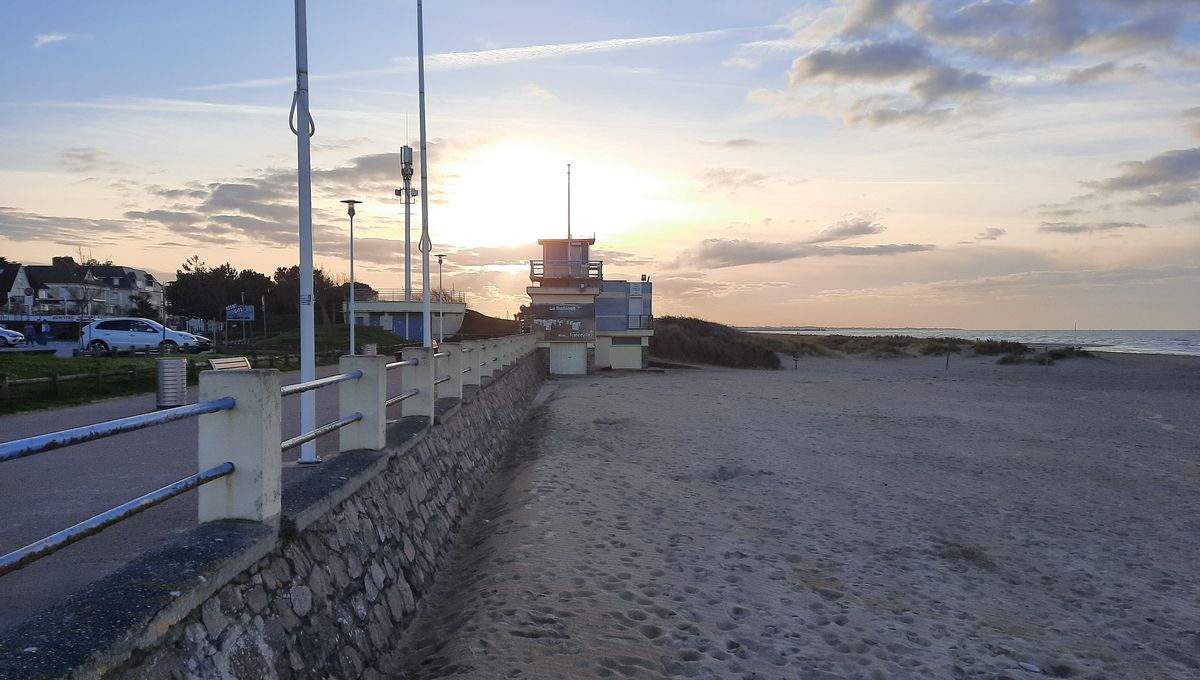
[207,356,252,371]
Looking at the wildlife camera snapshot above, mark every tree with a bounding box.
[165,258,239,320]
[271,265,338,324]
[128,293,157,318]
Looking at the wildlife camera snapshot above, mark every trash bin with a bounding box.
[363,343,378,356]
[156,357,188,409]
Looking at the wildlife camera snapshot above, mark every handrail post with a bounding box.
[198,369,281,522]
[338,355,388,452]
[438,342,463,399]
[500,336,514,368]
[479,339,496,382]
[400,346,434,422]
[461,341,480,387]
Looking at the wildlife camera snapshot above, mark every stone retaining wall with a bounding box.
[0,352,545,680]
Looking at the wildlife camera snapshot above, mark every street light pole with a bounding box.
[291,0,318,464]
[435,253,445,342]
[416,0,432,349]
[341,199,362,355]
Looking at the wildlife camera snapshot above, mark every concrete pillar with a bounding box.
[401,346,434,421]
[438,342,464,400]
[475,340,492,381]
[198,369,281,523]
[461,341,480,387]
[338,355,389,452]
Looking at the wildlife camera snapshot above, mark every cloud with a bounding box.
[1181,107,1200,139]
[519,84,556,101]
[842,0,908,36]
[806,217,886,243]
[758,0,1184,128]
[34,34,67,48]
[1063,60,1147,85]
[700,138,760,148]
[721,56,760,69]
[975,227,1007,241]
[695,168,768,191]
[60,148,127,174]
[676,238,934,268]
[123,210,204,226]
[919,0,1180,62]
[0,207,135,247]
[1037,220,1149,234]
[1084,147,1200,206]
[790,40,932,84]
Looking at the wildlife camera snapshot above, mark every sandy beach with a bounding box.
[377,352,1200,679]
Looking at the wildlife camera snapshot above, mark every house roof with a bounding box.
[0,263,22,296]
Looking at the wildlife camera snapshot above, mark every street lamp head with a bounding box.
[340,198,362,216]
[436,253,446,264]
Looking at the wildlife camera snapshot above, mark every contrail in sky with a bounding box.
[189,26,773,91]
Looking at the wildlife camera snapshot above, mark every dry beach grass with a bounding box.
[379,352,1200,679]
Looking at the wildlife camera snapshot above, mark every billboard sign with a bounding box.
[225,303,256,321]
[533,317,595,341]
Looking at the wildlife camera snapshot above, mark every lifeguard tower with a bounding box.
[527,236,653,375]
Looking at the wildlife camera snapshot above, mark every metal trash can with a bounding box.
[156,357,188,409]
[363,343,378,356]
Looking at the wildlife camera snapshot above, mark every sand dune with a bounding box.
[378,353,1200,679]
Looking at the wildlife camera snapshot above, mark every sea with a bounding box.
[740,328,1200,357]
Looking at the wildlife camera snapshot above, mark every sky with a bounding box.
[1,0,1197,330]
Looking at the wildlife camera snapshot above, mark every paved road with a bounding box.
[0,362,412,633]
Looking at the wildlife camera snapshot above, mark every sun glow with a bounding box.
[434,140,685,248]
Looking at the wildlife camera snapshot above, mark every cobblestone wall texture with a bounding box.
[113,354,544,680]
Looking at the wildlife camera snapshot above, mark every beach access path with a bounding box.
[379,352,1200,679]
[0,362,411,634]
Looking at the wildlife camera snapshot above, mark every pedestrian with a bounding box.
[23,322,34,346]
[39,320,50,346]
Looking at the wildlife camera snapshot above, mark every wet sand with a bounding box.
[377,353,1200,679]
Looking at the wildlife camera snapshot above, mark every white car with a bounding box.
[82,318,212,353]
[0,326,24,347]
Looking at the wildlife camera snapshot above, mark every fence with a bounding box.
[0,334,538,578]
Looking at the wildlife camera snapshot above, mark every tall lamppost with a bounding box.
[416,0,432,349]
[291,0,319,464]
[435,253,445,342]
[341,199,362,355]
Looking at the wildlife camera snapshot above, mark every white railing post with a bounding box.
[338,355,388,452]
[401,346,434,421]
[461,341,480,387]
[479,339,496,381]
[198,369,282,523]
[497,337,510,368]
[439,342,463,399]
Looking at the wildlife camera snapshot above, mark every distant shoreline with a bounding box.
[740,328,1200,357]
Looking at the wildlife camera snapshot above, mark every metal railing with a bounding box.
[0,333,540,579]
[281,412,362,451]
[349,288,466,304]
[0,462,234,578]
[0,398,237,576]
[281,369,363,397]
[529,260,603,281]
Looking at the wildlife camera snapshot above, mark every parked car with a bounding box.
[81,318,212,353]
[0,326,24,347]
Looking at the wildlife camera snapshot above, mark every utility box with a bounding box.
[156,357,188,409]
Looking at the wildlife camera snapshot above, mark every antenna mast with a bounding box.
[567,163,572,240]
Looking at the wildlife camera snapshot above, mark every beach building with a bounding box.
[343,288,467,342]
[527,236,653,375]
